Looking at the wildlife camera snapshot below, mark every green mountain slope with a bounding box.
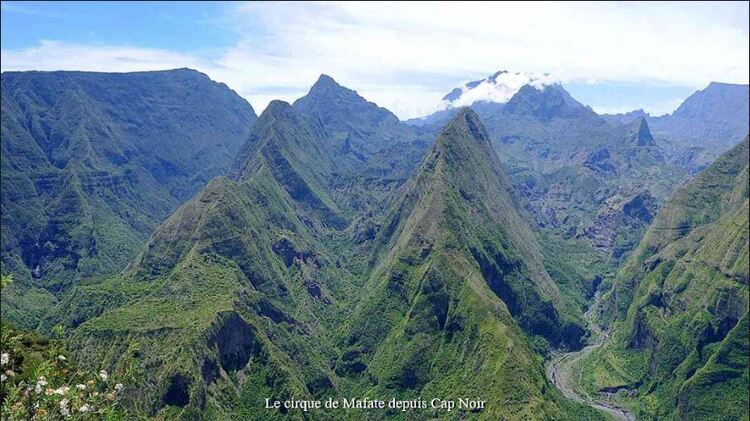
[43,100,359,419]
[579,136,749,420]
[43,96,602,419]
[1,69,257,328]
[409,81,690,277]
[409,82,692,333]
[338,109,593,419]
[39,75,431,417]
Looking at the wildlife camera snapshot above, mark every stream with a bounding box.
[545,290,635,421]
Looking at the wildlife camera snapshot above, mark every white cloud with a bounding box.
[437,72,559,109]
[1,40,204,73]
[2,2,748,119]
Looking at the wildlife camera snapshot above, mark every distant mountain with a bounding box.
[603,82,749,173]
[600,109,648,126]
[408,71,591,127]
[292,74,430,180]
[504,84,599,122]
[408,74,688,265]
[671,82,749,124]
[584,136,749,419]
[438,70,558,109]
[1,69,256,328]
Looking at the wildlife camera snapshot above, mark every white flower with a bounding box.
[54,386,70,395]
[98,370,108,381]
[0,352,8,366]
[76,384,86,390]
[35,378,49,394]
[114,383,124,392]
[57,355,67,361]
[0,374,6,382]
[78,404,90,413]
[60,399,70,417]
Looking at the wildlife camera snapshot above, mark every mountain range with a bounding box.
[581,136,749,419]
[1,69,257,327]
[604,82,749,173]
[1,68,747,420]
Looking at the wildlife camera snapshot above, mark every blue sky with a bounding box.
[2,1,748,118]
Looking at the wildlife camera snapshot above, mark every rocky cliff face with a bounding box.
[1,69,257,328]
[409,77,688,267]
[583,137,749,420]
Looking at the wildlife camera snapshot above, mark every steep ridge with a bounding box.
[40,77,434,419]
[605,82,750,173]
[0,69,257,328]
[579,136,749,419]
[338,109,593,419]
[408,75,690,275]
[45,101,360,419]
[44,100,602,419]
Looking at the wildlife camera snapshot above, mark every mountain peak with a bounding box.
[504,83,597,121]
[627,117,655,146]
[438,70,558,110]
[292,74,404,148]
[307,73,346,95]
[437,107,491,147]
[262,99,294,116]
[314,73,338,85]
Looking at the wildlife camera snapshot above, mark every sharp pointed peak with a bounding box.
[444,107,480,125]
[449,107,482,124]
[316,73,337,83]
[437,107,491,146]
[297,73,361,104]
[626,116,654,146]
[310,73,345,91]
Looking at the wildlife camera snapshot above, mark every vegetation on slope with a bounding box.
[578,136,749,420]
[1,69,257,329]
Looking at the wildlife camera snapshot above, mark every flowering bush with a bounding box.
[1,274,128,420]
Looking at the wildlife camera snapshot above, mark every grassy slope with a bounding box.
[44,106,603,419]
[338,109,597,419]
[578,136,749,420]
[45,102,359,419]
[1,70,256,329]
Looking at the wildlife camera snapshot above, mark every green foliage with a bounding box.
[338,109,596,419]
[1,69,257,328]
[579,137,750,419]
[1,273,134,419]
